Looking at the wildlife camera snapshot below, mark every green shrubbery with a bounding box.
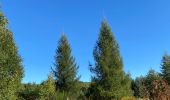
[120,96,136,100]
[17,74,81,100]
[17,84,81,100]
[1,8,170,100]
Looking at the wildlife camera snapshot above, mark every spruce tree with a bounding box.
[90,20,132,99]
[53,34,80,95]
[132,76,146,98]
[161,54,170,85]
[0,11,24,99]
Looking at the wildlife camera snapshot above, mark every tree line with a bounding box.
[0,10,170,100]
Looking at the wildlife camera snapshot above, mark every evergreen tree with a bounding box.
[132,76,147,98]
[161,54,170,85]
[144,69,162,99]
[145,69,161,89]
[53,34,80,95]
[90,20,132,99]
[0,11,24,99]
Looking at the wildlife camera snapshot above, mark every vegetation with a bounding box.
[131,76,146,98]
[89,20,132,99]
[52,34,80,98]
[0,11,24,99]
[131,69,170,100]
[161,54,170,85]
[0,9,170,100]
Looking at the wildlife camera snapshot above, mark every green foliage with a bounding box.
[53,34,80,95]
[18,80,57,100]
[17,83,42,100]
[90,20,132,99]
[77,82,92,100]
[132,69,162,99]
[40,73,57,99]
[0,11,24,99]
[144,69,170,100]
[120,96,136,100]
[131,77,146,98]
[161,54,170,85]
[144,69,161,94]
[133,68,170,100]
[1,6,170,100]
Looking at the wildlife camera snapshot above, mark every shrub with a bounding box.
[120,96,136,100]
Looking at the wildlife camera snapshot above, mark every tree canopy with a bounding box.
[90,19,132,99]
[53,34,80,95]
[0,11,24,99]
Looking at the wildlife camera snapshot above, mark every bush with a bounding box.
[120,96,136,100]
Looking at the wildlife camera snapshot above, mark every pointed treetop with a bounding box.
[102,17,108,24]
[60,32,68,42]
[162,53,170,62]
[99,19,116,42]
[101,18,112,31]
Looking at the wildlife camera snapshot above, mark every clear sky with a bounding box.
[1,0,170,83]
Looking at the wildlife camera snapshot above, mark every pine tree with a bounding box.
[0,11,24,99]
[90,20,132,99]
[53,34,80,95]
[161,54,170,85]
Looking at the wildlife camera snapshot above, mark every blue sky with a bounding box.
[1,0,170,83]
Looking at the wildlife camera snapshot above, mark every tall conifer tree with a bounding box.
[0,11,24,99]
[53,34,80,94]
[161,54,170,85]
[132,76,146,98]
[90,20,132,99]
